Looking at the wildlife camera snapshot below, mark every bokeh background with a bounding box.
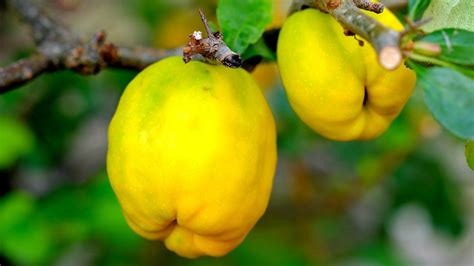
[0,0,473,265]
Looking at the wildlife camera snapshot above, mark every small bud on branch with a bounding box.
[413,41,441,56]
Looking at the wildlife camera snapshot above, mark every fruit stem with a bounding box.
[183,10,243,68]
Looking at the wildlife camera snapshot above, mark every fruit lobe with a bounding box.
[277,8,416,141]
[107,56,277,258]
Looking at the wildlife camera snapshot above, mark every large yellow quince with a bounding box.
[107,56,277,258]
[277,8,416,141]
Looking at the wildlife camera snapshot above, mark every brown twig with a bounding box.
[290,0,403,70]
[183,9,242,68]
[353,0,384,13]
[401,16,431,36]
[0,54,50,92]
[0,0,180,94]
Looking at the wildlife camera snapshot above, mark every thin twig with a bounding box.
[0,54,50,93]
[401,16,431,36]
[199,9,213,38]
[353,0,384,13]
[107,46,183,70]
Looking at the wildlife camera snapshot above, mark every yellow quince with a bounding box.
[107,56,277,258]
[277,8,416,141]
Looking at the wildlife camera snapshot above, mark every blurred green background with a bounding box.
[0,0,473,265]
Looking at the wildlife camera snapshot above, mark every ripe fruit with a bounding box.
[277,9,416,141]
[107,56,277,258]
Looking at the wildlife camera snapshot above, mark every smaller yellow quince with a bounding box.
[277,8,416,141]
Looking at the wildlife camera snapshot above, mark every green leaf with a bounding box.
[422,0,474,32]
[466,141,474,170]
[421,29,474,66]
[414,67,474,139]
[407,54,474,79]
[217,0,272,54]
[408,0,431,21]
[0,116,35,169]
[241,37,276,61]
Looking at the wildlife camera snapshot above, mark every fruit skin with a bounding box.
[107,56,277,258]
[277,9,416,141]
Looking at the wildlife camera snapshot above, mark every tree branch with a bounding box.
[0,0,180,94]
[1,0,407,93]
[183,9,242,68]
[106,46,183,70]
[290,0,403,70]
[0,54,50,93]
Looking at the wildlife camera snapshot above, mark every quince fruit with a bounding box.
[107,56,277,258]
[277,8,416,141]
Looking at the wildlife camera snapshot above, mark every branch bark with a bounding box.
[353,0,384,13]
[0,0,180,94]
[0,54,50,93]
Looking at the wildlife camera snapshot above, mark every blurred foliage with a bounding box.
[0,174,147,265]
[408,0,430,21]
[467,141,474,170]
[0,0,472,266]
[0,116,34,169]
[386,153,464,236]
